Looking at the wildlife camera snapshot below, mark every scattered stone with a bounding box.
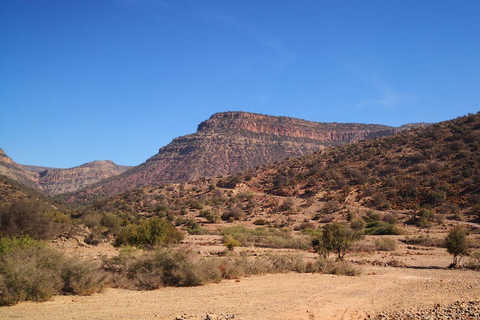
[374,300,480,319]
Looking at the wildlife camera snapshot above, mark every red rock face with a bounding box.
[197,112,397,142]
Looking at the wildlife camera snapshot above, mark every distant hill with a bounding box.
[0,149,130,196]
[31,161,132,196]
[70,111,421,199]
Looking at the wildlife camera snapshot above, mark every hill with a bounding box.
[224,111,480,215]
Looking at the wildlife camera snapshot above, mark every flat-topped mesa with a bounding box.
[197,111,396,142]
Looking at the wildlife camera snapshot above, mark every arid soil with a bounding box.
[1,235,479,320]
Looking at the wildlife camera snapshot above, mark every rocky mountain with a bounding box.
[31,161,132,196]
[70,111,423,199]
[0,149,130,196]
[0,149,41,191]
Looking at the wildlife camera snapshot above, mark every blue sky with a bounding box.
[1,0,479,168]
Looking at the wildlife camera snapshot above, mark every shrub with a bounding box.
[104,247,221,290]
[365,221,403,235]
[445,226,469,268]
[200,209,220,223]
[115,217,184,248]
[224,236,241,251]
[312,223,361,260]
[375,238,396,251]
[0,200,60,240]
[0,237,105,306]
[221,206,245,221]
[350,219,365,231]
[220,226,311,249]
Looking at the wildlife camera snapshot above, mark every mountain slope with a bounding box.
[0,149,41,191]
[71,111,417,198]
[222,112,480,213]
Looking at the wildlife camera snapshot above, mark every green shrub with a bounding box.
[115,217,184,248]
[445,226,469,268]
[365,221,403,235]
[312,223,362,260]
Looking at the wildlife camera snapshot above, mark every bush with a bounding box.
[115,217,184,248]
[220,226,310,249]
[223,236,241,251]
[375,238,397,251]
[0,237,105,306]
[0,200,62,240]
[445,226,469,268]
[365,221,403,235]
[104,247,221,290]
[312,223,361,260]
[221,206,245,221]
[200,209,220,223]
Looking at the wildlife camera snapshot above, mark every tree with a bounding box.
[445,226,469,268]
[312,223,361,261]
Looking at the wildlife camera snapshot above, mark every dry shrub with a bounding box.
[105,246,222,290]
[0,237,105,306]
[402,235,445,247]
[465,251,480,270]
[220,226,311,249]
[104,247,361,290]
[315,258,361,276]
[375,238,397,251]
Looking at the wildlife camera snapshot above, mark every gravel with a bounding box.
[374,301,480,320]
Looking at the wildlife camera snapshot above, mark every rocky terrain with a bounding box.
[70,111,424,199]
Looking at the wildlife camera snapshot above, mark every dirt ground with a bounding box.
[1,266,479,320]
[2,232,480,320]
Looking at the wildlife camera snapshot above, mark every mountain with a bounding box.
[0,149,41,191]
[30,161,132,196]
[0,149,131,196]
[70,111,424,199]
[87,111,478,233]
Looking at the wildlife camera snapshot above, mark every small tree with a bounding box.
[445,226,469,268]
[313,223,361,261]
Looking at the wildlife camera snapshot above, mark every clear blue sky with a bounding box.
[1,0,479,168]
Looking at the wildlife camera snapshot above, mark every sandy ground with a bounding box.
[1,263,479,320]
